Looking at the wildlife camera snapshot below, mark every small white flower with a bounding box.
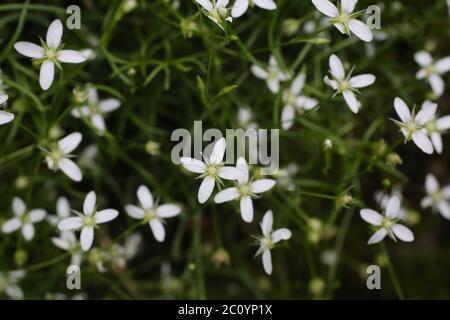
[14,19,86,91]
[421,174,450,220]
[231,0,277,18]
[251,56,290,94]
[418,100,450,154]
[281,72,318,130]
[109,233,142,269]
[71,87,121,135]
[1,197,47,241]
[58,191,119,251]
[254,210,292,275]
[125,185,181,242]
[44,132,83,181]
[195,0,233,28]
[237,106,257,129]
[214,157,276,223]
[415,51,450,98]
[312,0,373,42]
[324,54,375,113]
[273,163,299,191]
[0,270,25,300]
[360,196,414,244]
[392,97,434,154]
[0,94,14,126]
[47,196,71,226]
[52,231,82,266]
[180,137,244,203]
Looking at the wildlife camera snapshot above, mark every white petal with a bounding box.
[57,197,71,218]
[95,209,118,224]
[251,65,268,79]
[58,217,83,230]
[324,76,339,90]
[240,196,254,223]
[341,0,357,14]
[214,187,239,203]
[198,176,215,203]
[231,0,248,18]
[58,132,82,154]
[343,90,361,113]
[156,204,181,218]
[52,237,70,250]
[0,111,14,125]
[394,97,411,123]
[428,74,445,97]
[412,131,433,154]
[22,223,35,241]
[0,94,7,105]
[83,191,97,216]
[281,105,295,130]
[59,158,83,182]
[180,157,207,174]
[414,51,432,67]
[91,114,106,132]
[80,226,94,251]
[149,219,165,242]
[368,228,388,244]
[39,60,55,91]
[437,116,450,130]
[250,179,276,193]
[13,42,44,59]
[425,174,439,193]
[296,96,318,110]
[312,0,338,17]
[261,210,273,236]
[443,186,450,199]
[217,166,244,180]
[267,78,279,93]
[348,19,373,42]
[435,57,450,74]
[420,196,433,209]
[360,209,383,226]
[137,185,154,209]
[329,54,345,80]
[416,69,427,80]
[272,228,292,243]
[416,104,437,125]
[29,209,46,223]
[12,197,26,216]
[391,224,414,242]
[86,87,99,104]
[431,132,443,154]
[437,201,450,219]
[290,73,305,94]
[262,249,272,275]
[386,196,401,218]
[195,0,213,11]
[46,19,63,48]
[253,0,277,10]
[210,137,226,164]
[57,50,86,63]
[125,205,145,219]
[236,157,249,184]
[349,74,376,88]
[2,218,21,233]
[99,99,121,113]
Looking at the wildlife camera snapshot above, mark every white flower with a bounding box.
[125,185,181,242]
[312,0,373,42]
[254,210,292,275]
[392,97,434,154]
[0,94,14,126]
[324,54,375,113]
[180,137,244,203]
[1,197,47,241]
[58,191,119,251]
[360,196,414,244]
[237,106,257,129]
[0,270,25,300]
[44,132,83,182]
[13,19,86,91]
[273,163,299,191]
[195,0,233,28]
[71,87,121,135]
[109,233,142,269]
[415,51,450,98]
[418,100,450,154]
[231,0,277,18]
[421,174,450,220]
[251,56,290,94]
[281,72,318,129]
[47,196,71,226]
[52,231,82,266]
[214,157,276,223]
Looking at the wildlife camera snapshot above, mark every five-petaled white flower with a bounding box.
[44,132,83,182]
[0,270,25,300]
[324,54,375,113]
[392,97,434,154]
[214,157,276,223]
[1,197,47,241]
[312,0,373,42]
[421,174,450,220]
[14,19,86,91]
[0,94,14,126]
[254,210,292,275]
[195,0,233,28]
[52,231,82,266]
[418,100,450,154]
[71,87,121,135]
[281,72,318,129]
[251,56,290,94]
[415,51,450,98]
[58,191,119,251]
[360,196,414,244]
[125,185,181,242]
[47,196,71,226]
[231,0,277,18]
[180,137,244,203]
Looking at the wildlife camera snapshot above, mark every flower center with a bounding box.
[431,191,443,204]
[207,165,218,176]
[44,48,57,60]
[144,208,157,221]
[425,65,435,77]
[426,121,437,133]
[338,79,350,92]
[260,237,274,250]
[267,69,279,80]
[21,214,30,224]
[239,184,250,197]
[88,104,100,115]
[381,217,394,229]
[83,216,96,227]
[285,91,297,105]
[50,149,63,163]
